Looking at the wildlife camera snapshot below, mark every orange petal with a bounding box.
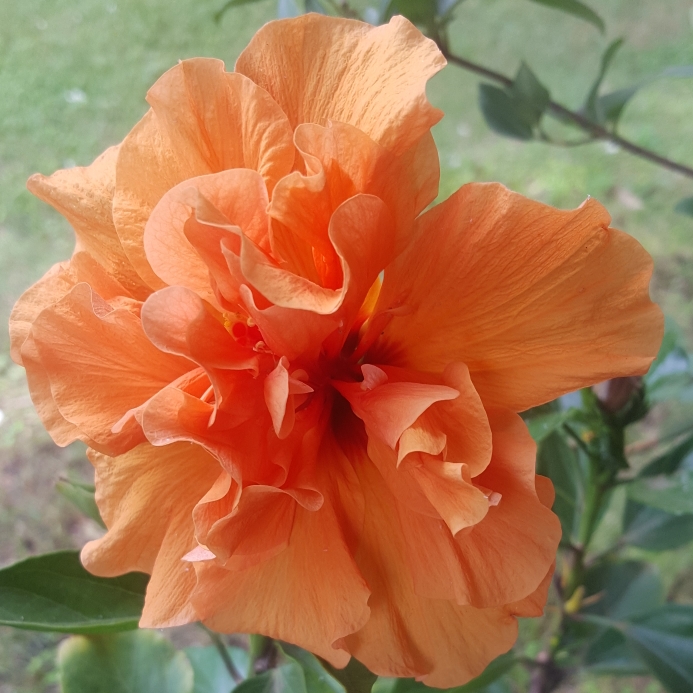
[9,251,128,366]
[113,60,293,287]
[269,123,439,281]
[81,442,220,627]
[343,451,519,687]
[143,169,270,305]
[28,283,191,453]
[26,147,150,298]
[192,496,370,667]
[334,365,458,450]
[236,15,445,155]
[371,183,663,411]
[453,409,561,607]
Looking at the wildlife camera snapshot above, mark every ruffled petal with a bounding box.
[343,451,519,687]
[112,60,293,288]
[236,14,445,155]
[191,438,370,666]
[81,442,220,627]
[26,283,191,453]
[370,183,663,411]
[27,147,149,298]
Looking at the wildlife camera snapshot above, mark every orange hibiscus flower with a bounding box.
[10,14,662,687]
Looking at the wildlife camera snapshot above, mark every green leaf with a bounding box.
[595,86,639,129]
[185,646,248,693]
[675,197,693,217]
[319,657,377,693]
[622,501,693,551]
[305,0,330,14]
[59,630,194,693]
[522,0,604,33]
[0,550,148,634]
[627,470,693,515]
[479,63,550,140]
[388,653,516,692]
[584,628,649,676]
[214,0,269,22]
[279,644,345,693]
[639,430,693,478]
[582,561,663,620]
[536,431,584,542]
[380,0,438,27]
[56,478,105,528]
[233,662,307,693]
[584,38,625,123]
[527,410,575,443]
[623,605,693,693]
[479,85,534,140]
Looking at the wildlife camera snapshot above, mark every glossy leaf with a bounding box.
[584,38,625,123]
[280,644,345,693]
[582,560,663,620]
[622,500,693,551]
[185,646,248,693]
[522,0,604,33]
[527,410,575,443]
[59,630,194,693]
[56,478,105,528]
[627,470,693,515]
[0,550,148,633]
[233,661,307,693]
[623,605,693,693]
[675,196,693,217]
[584,628,649,676]
[389,652,516,692]
[536,431,584,542]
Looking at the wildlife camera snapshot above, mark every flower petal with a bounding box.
[27,147,149,298]
[28,283,191,453]
[81,442,220,627]
[371,183,663,411]
[113,60,293,287]
[236,14,445,155]
[343,451,519,687]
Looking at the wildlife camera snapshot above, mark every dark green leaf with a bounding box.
[185,646,248,693]
[584,628,649,675]
[675,197,693,217]
[56,478,105,528]
[582,561,663,620]
[0,550,148,633]
[319,657,377,693]
[623,605,693,693]
[522,0,604,33]
[479,85,534,140]
[527,410,575,443]
[388,653,516,692]
[595,86,639,129]
[639,431,693,477]
[536,431,583,542]
[234,662,307,693]
[381,0,437,27]
[512,62,550,117]
[215,0,269,22]
[627,470,693,515]
[59,630,193,693]
[622,500,693,551]
[584,38,625,123]
[279,644,345,693]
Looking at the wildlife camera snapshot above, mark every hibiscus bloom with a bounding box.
[10,14,662,687]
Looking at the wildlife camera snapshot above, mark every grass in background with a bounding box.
[0,0,691,690]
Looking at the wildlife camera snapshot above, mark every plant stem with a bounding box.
[441,50,693,180]
[198,624,243,684]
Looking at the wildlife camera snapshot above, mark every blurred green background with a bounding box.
[0,0,691,690]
